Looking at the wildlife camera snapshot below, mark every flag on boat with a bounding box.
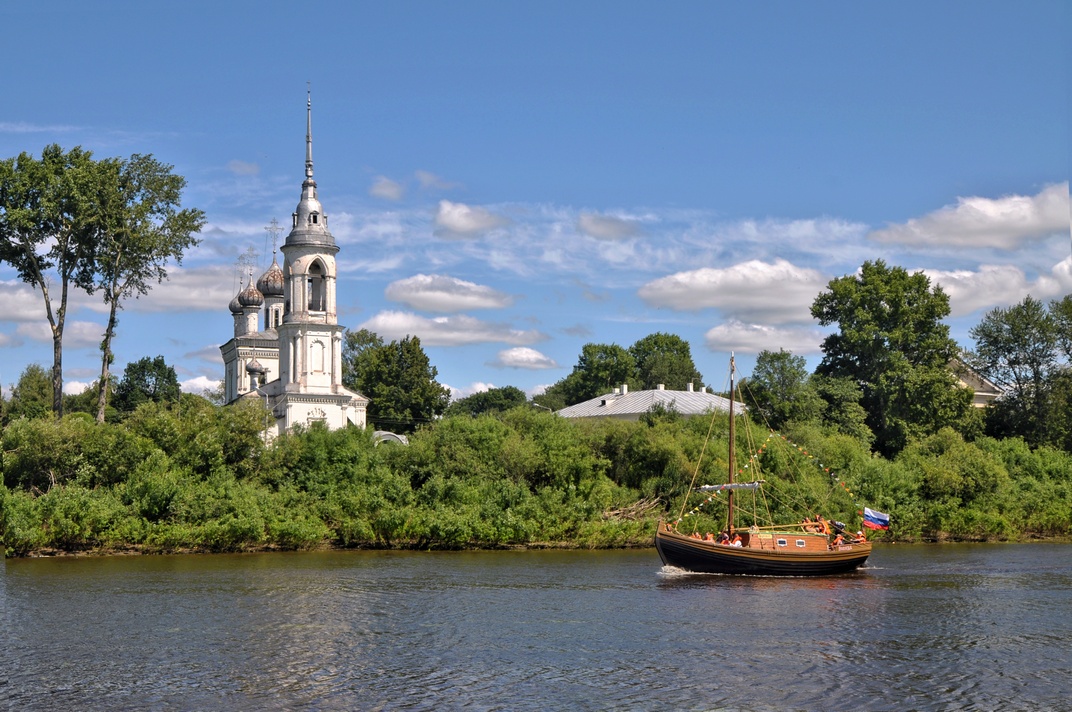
[863,507,890,530]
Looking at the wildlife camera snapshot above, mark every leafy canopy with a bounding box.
[811,260,970,456]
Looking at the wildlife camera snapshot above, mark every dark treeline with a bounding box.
[2,393,1071,556]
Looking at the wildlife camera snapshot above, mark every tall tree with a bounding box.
[628,332,704,390]
[550,343,637,406]
[344,331,450,433]
[811,260,970,456]
[92,155,204,423]
[0,145,104,416]
[741,349,823,430]
[5,364,53,422]
[969,295,1066,446]
[341,328,384,392]
[113,355,181,413]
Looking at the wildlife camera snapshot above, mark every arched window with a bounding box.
[307,260,326,312]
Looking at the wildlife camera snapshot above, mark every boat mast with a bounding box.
[726,354,735,535]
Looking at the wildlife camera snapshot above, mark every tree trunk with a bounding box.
[95,301,119,423]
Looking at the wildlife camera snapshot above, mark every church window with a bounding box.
[307,260,326,311]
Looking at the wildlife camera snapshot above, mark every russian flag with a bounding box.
[863,507,890,531]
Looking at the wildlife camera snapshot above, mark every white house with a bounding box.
[556,383,744,422]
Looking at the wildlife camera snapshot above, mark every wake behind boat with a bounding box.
[654,355,878,576]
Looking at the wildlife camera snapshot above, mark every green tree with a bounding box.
[341,328,384,392]
[113,356,181,413]
[6,364,53,422]
[628,332,704,391]
[0,145,105,416]
[346,332,450,433]
[545,343,636,407]
[445,386,528,417]
[811,260,970,456]
[969,295,1069,447]
[741,349,823,430]
[810,374,873,443]
[92,155,204,423]
[1052,294,1072,360]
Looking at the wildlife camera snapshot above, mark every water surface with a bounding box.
[3,544,1070,710]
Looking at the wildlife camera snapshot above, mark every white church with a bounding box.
[220,94,369,436]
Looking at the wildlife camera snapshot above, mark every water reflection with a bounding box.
[3,545,1071,710]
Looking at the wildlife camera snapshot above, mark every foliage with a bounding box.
[445,386,528,417]
[0,145,104,416]
[342,330,450,433]
[741,349,823,430]
[628,332,704,391]
[969,295,1072,448]
[5,364,54,423]
[91,154,204,422]
[812,260,971,456]
[113,355,181,413]
[542,342,637,407]
[3,391,1072,556]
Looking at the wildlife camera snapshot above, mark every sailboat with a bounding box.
[655,356,873,576]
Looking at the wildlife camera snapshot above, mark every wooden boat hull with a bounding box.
[655,523,871,576]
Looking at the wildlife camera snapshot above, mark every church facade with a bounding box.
[219,95,368,436]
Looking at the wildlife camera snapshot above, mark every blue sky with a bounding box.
[1,1,1069,401]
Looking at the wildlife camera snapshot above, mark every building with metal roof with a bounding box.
[556,383,744,421]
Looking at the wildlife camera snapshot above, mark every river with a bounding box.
[2,544,1070,710]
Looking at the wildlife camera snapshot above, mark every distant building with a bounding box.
[556,383,744,422]
[219,94,368,437]
[951,359,1003,408]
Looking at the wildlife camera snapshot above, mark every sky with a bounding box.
[1,1,1069,402]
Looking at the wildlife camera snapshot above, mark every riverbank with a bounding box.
[4,403,1072,558]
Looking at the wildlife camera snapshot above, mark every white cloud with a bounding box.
[577,212,643,240]
[446,381,494,401]
[181,375,222,394]
[488,347,559,370]
[384,274,514,312]
[0,281,49,322]
[370,176,404,201]
[638,259,827,324]
[869,183,1070,249]
[359,310,546,346]
[16,320,102,349]
[704,321,826,355]
[416,170,459,191]
[185,345,225,364]
[926,257,1072,317]
[226,160,260,176]
[63,380,92,395]
[79,265,240,314]
[0,121,79,133]
[434,200,510,237]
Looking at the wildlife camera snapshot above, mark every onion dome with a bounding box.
[256,255,284,297]
[229,292,244,314]
[246,358,266,376]
[237,278,264,308]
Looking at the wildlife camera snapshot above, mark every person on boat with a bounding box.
[731,533,743,547]
[690,532,702,539]
[719,532,730,545]
[815,516,829,535]
[704,532,715,542]
[801,516,814,532]
[853,530,866,543]
[831,533,844,547]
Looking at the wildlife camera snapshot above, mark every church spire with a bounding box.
[304,86,314,182]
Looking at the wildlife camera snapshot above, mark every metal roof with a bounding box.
[556,386,744,421]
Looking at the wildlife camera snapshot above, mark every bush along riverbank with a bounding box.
[3,396,1072,557]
